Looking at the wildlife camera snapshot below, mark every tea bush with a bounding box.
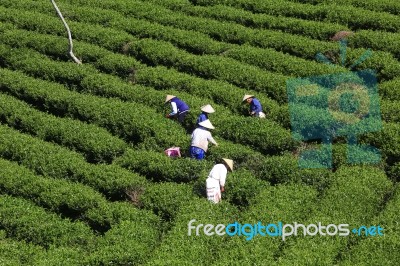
[0,92,127,163]
[215,183,318,265]
[146,198,238,265]
[0,124,146,197]
[277,166,392,265]
[339,184,400,265]
[0,195,95,249]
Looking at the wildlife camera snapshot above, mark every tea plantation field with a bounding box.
[0,0,399,265]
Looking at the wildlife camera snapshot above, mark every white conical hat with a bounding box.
[222,158,234,172]
[198,119,215,130]
[165,95,176,103]
[201,104,215,113]
[242,94,254,102]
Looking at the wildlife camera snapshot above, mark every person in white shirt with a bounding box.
[189,119,218,160]
[206,158,234,204]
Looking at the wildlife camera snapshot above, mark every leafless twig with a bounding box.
[50,0,82,64]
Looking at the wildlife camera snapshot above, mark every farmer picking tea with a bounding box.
[242,94,266,118]
[197,104,215,124]
[189,119,218,160]
[165,95,190,124]
[206,158,234,204]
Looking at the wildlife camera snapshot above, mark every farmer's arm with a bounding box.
[207,132,218,146]
[168,102,178,116]
[219,169,227,192]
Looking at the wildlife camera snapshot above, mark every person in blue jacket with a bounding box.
[196,104,215,124]
[165,95,190,123]
[242,94,265,118]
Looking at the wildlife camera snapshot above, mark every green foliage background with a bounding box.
[0,0,399,265]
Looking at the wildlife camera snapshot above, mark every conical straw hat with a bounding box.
[222,158,234,172]
[201,104,215,113]
[165,95,176,103]
[242,94,254,102]
[198,119,215,130]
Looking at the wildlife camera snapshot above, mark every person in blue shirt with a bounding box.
[165,95,190,123]
[242,94,265,118]
[196,104,215,124]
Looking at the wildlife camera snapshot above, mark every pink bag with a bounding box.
[164,147,181,158]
